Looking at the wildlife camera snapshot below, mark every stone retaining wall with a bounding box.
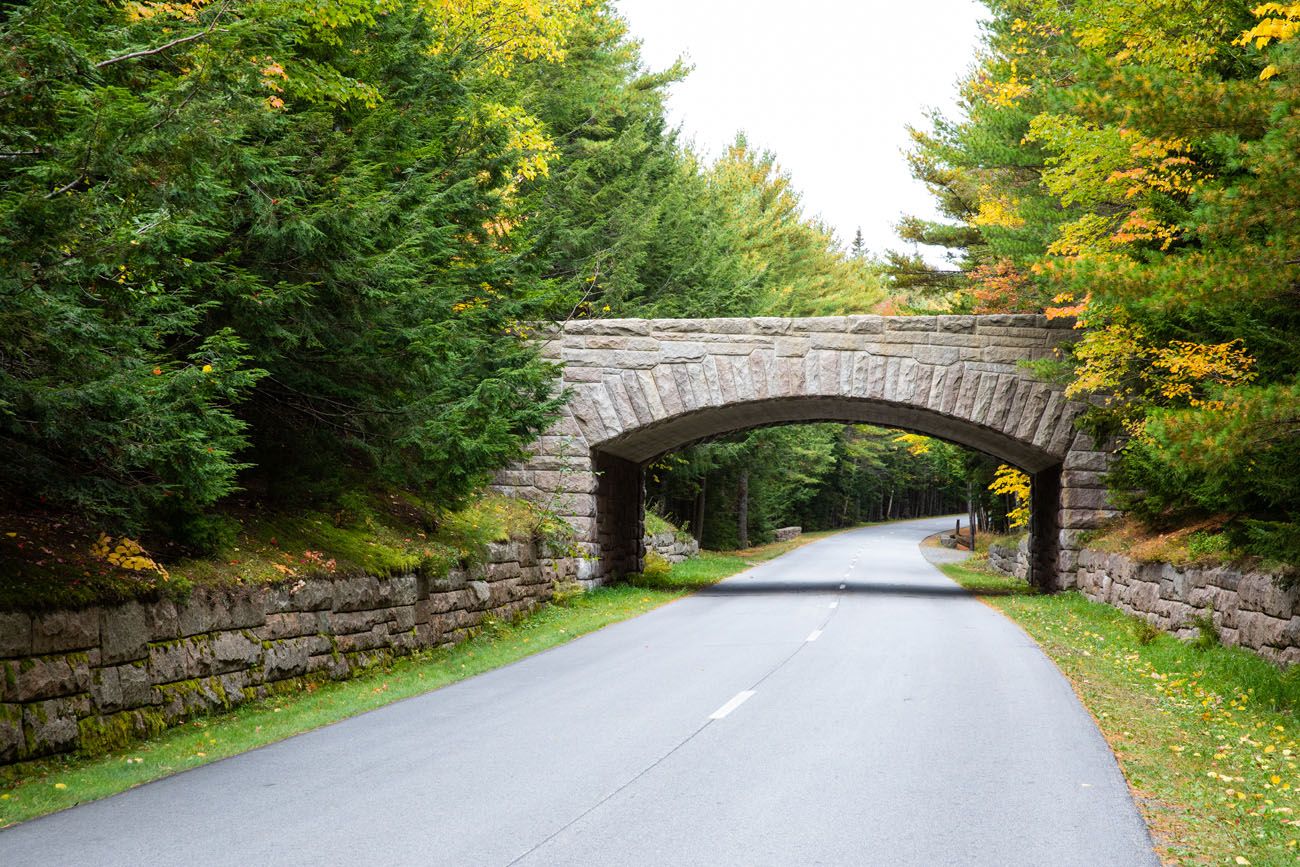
[774,526,802,543]
[644,531,699,564]
[987,537,1030,581]
[0,540,584,766]
[1075,550,1300,665]
[976,542,1300,665]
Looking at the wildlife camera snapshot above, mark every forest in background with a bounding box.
[2,0,1297,580]
[646,425,1018,551]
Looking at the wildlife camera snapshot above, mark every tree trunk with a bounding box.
[692,475,707,542]
[967,481,977,552]
[737,468,750,549]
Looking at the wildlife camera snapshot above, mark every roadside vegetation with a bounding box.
[0,532,831,827]
[642,510,680,538]
[647,424,1027,553]
[945,560,1300,866]
[0,492,560,611]
[969,531,1025,558]
[0,0,886,592]
[895,1,1300,567]
[1084,517,1299,584]
[4,0,1299,847]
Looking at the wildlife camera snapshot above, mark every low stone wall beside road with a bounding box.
[0,540,584,766]
[774,527,802,543]
[982,541,1300,664]
[644,531,698,564]
[1075,550,1300,665]
[987,537,1030,581]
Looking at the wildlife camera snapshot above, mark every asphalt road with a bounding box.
[2,516,1158,866]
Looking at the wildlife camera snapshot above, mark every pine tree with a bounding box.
[850,227,866,259]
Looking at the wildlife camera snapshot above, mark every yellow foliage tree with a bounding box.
[1066,320,1257,431]
[421,0,592,76]
[1239,3,1300,50]
[894,433,932,456]
[988,465,1031,530]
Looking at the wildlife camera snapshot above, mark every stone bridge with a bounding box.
[494,314,1118,589]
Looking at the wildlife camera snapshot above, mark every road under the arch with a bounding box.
[0,517,1156,866]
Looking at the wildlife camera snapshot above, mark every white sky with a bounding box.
[614,0,988,257]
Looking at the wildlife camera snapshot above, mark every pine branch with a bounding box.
[94,30,212,68]
[94,0,230,69]
[43,175,84,200]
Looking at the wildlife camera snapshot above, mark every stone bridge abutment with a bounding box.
[494,314,1119,589]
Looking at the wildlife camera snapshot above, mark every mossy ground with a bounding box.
[0,530,833,827]
[642,509,681,538]
[971,530,1026,557]
[943,560,1300,866]
[0,491,547,611]
[1086,516,1294,578]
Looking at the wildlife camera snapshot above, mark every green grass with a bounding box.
[942,561,1300,866]
[942,564,1039,596]
[631,532,838,592]
[642,510,679,537]
[973,530,1025,557]
[0,529,828,828]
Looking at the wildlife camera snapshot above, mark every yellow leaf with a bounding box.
[1261,64,1281,80]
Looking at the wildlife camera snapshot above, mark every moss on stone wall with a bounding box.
[1,531,581,768]
[77,708,168,756]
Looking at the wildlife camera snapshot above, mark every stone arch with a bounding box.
[494,315,1119,589]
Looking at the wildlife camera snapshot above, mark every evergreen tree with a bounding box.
[0,0,581,538]
[891,0,1300,561]
[850,227,866,259]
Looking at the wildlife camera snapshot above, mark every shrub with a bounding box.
[1185,531,1231,563]
[1109,380,1300,566]
[1133,619,1162,647]
[642,550,672,582]
[172,513,241,558]
[550,580,586,606]
[626,550,673,589]
[643,511,677,537]
[1191,606,1220,651]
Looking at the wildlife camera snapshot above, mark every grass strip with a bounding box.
[0,530,835,827]
[942,561,1300,867]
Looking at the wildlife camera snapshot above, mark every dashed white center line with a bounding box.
[806,629,823,642]
[709,690,756,720]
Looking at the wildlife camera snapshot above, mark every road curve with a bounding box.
[0,516,1157,866]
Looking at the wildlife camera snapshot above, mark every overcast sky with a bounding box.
[614,0,988,257]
